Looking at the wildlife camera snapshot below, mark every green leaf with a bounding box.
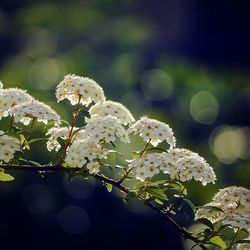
[132,151,140,159]
[154,198,164,205]
[196,218,214,230]
[105,183,113,192]
[146,187,168,201]
[0,170,14,182]
[168,182,187,195]
[209,236,227,249]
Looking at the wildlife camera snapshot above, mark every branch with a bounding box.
[0,163,206,249]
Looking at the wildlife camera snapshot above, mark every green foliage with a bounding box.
[0,168,14,181]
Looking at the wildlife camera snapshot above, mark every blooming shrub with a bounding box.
[0,75,249,249]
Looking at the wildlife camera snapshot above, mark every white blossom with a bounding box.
[65,138,108,174]
[217,210,250,231]
[56,74,106,106]
[130,148,216,185]
[10,101,60,125]
[0,132,20,163]
[195,186,250,231]
[129,116,176,148]
[211,186,250,210]
[0,87,34,119]
[84,115,130,143]
[46,127,86,152]
[89,100,135,125]
[195,202,223,223]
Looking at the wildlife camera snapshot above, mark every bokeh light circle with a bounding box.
[141,69,173,101]
[190,91,219,124]
[21,184,54,215]
[209,125,249,164]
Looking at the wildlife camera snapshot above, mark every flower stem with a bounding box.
[117,138,151,184]
[58,95,82,165]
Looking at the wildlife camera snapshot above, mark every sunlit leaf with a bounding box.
[146,187,168,201]
[209,236,227,249]
[0,169,14,182]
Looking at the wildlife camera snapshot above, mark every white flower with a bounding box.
[86,162,101,174]
[0,132,20,163]
[65,138,107,174]
[195,202,223,223]
[131,153,161,181]
[10,101,60,125]
[0,87,34,119]
[212,186,250,210]
[195,186,250,231]
[89,100,135,125]
[46,127,86,152]
[129,116,176,148]
[84,115,130,143]
[56,74,106,106]
[130,148,216,185]
[218,210,250,231]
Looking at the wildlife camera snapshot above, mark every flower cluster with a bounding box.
[65,138,108,174]
[89,100,135,125]
[195,186,250,232]
[217,209,250,231]
[130,148,216,185]
[84,115,130,143]
[46,127,87,152]
[56,74,106,106]
[10,101,60,125]
[212,186,250,210]
[0,87,34,119]
[129,116,176,148]
[0,131,20,163]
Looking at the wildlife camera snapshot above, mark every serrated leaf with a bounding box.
[133,181,146,189]
[0,170,14,181]
[209,236,227,249]
[146,187,168,201]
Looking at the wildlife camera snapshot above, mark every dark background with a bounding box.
[0,0,250,249]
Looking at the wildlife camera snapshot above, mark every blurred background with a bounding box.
[0,0,250,249]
